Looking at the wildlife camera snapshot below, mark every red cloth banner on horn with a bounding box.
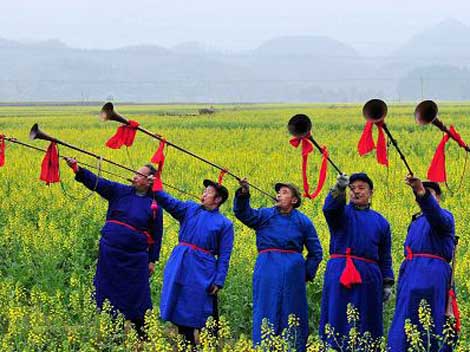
[40,142,60,185]
[151,139,166,192]
[290,132,329,199]
[427,125,467,183]
[105,120,140,149]
[357,121,388,166]
[0,135,5,167]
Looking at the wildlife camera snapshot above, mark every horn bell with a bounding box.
[29,123,57,143]
[415,100,438,125]
[100,102,128,124]
[288,114,312,138]
[363,99,388,123]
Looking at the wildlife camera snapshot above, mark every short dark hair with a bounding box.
[143,164,157,176]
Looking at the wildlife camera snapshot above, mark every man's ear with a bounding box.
[215,195,222,206]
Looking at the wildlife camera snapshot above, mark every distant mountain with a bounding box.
[391,19,470,65]
[2,24,470,103]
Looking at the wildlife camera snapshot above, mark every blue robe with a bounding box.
[155,191,234,329]
[320,193,394,348]
[75,168,163,321]
[388,191,455,352]
[233,191,323,352]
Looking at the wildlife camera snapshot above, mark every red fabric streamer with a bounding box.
[448,289,461,333]
[290,133,328,199]
[427,133,450,182]
[339,248,362,289]
[105,120,140,149]
[427,125,467,182]
[0,135,5,167]
[40,142,60,185]
[218,169,228,185]
[151,139,166,192]
[357,121,388,166]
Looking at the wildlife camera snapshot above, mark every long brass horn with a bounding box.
[287,114,343,174]
[362,99,414,175]
[29,123,141,175]
[363,98,388,123]
[100,102,128,124]
[415,100,470,151]
[101,102,277,201]
[29,123,58,143]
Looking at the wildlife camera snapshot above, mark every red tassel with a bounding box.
[40,142,60,185]
[406,246,413,260]
[0,135,5,167]
[151,139,166,165]
[290,133,328,200]
[358,121,388,166]
[358,121,375,156]
[339,248,362,288]
[151,199,158,219]
[448,289,461,333]
[105,120,140,149]
[376,122,388,166]
[218,169,228,185]
[151,139,166,192]
[427,133,450,183]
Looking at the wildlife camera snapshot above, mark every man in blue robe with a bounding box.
[319,173,394,349]
[233,179,323,351]
[66,158,163,336]
[154,180,234,345]
[388,177,457,352]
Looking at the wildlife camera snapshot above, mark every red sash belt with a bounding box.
[405,246,448,263]
[179,241,213,255]
[107,220,154,245]
[330,248,377,289]
[258,248,299,254]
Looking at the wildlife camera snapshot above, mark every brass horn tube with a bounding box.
[29,123,142,176]
[9,135,199,199]
[101,103,277,201]
[415,100,470,152]
[287,114,343,174]
[362,99,414,176]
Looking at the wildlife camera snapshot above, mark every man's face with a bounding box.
[201,185,221,208]
[349,180,372,206]
[276,186,298,211]
[132,166,152,191]
[427,188,441,203]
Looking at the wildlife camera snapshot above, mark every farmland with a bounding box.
[0,103,469,351]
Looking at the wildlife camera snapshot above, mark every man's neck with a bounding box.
[203,204,218,211]
[278,207,293,214]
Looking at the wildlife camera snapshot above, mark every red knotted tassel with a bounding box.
[40,142,60,185]
[339,248,362,289]
[218,169,228,185]
[448,289,461,333]
[290,133,328,200]
[405,246,413,260]
[0,135,5,167]
[357,121,388,166]
[105,120,140,149]
[151,139,166,192]
[151,199,158,220]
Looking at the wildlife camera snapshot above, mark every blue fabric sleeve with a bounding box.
[233,189,265,229]
[148,206,164,262]
[75,167,122,200]
[303,217,323,281]
[322,192,346,230]
[213,222,234,288]
[416,191,454,236]
[378,221,394,283]
[154,191,191,222]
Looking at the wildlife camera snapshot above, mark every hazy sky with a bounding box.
[2,0,470,53]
